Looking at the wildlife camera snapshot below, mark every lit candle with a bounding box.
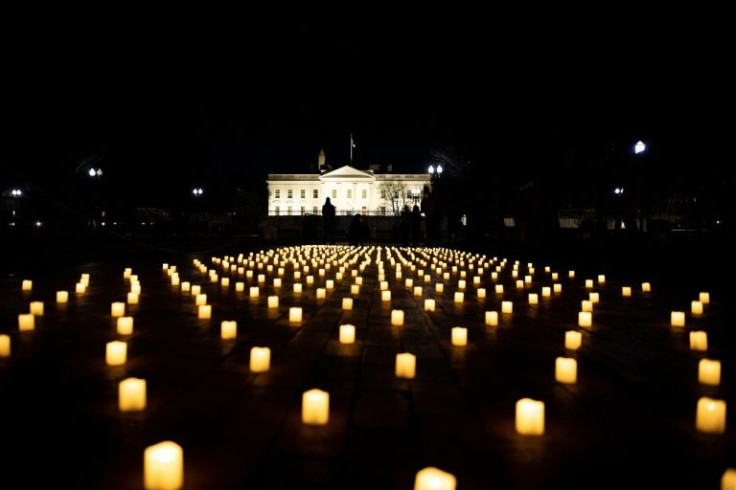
[671,311,685,327]
[22,279,32,291]
[598,274,606,284]
[699,359,721,386]
[516,398,545,435]
[451,326,467,346]
[30,301,44,316]
[585,279,593,289]
[0,334,10,357]
[221,320,237,340]
[589,292,599,303]
[380,281,388,290]
[144,441,183,490]
[413,286,423,297]
[195,294,207,306]
[565,330,582,350]
[495,285,504,294]
[581,300,593,312]
[551,272,559,281]
[458,279,466,290]
[235,282,244,292]
[381,290,391,302]
[722,469,736,490]
[553,283,562,293]
[342,298,353,311]
[516,280,524,290]
[302,389,329,425]
[307,275,315,285]
[524,275,532,285]
[395,353,416,379]
[198,305,211,319]
[350,284,360,295]
[111,302,125,317]
[642,282,651,292]
[485,311,498,326]
[622,286,632,297]
[339,324,356,344]
[119,377,146,411]
[131,283,142,295]
[491,272,498,280]
[117,316,134,335]
[316,288,326,300]
[690,331,708,351]
[424,299,436,311]
[191,285,201,296]
[528,293,539,305]
[696,397,726,434]
[249,346,271,373]
[273,278,282,288]
[502,301,513,314]
[454,292,464,304]
[220,277,230,287]
[76,282,86,294]
[391,309,404,326]
[123,268,132,279]
[257,274,265,284]
[405,278,414,288]
[326,279,334,290]
[555,357,577,384]
[18,313,34,331]
[578,311,592,328]
[569,270,575,278]
[267,296,279,309]
[106,341,127,366]
[127,292,139,305]
[691,301,703,315]
[289,307,302,323]
[414,467,456,490]
[700,292,710,304]
[294,283,303,294]
[436,283,444,294]
[541,287,551,297]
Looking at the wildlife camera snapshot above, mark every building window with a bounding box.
[287,206,293,215]
[362,206,367,215]
[332,189,337,199]
[275,206,280,216]
[405,190,411,199]
[347,189,352,199]
[313,206,318,215]
[380,206,386,215]
[381,189,386,199]
[301,189,305,199]
[361,189,367,199]
[313,189,318,199]
[301,206,306,215]
[287,189,293,199]
[275,189,280,199]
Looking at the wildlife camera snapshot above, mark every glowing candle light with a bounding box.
[436,283,444,294]
[598,274,606,284]
[405,278,414,289]
[524,275,532,285]
[553,283,562,293]
[700,292,710,304]
[246,270,254,279]
[294,283,303,294]
[413,286,423,297]
[0,334,10,357]
[289,307,302,323]
[723,469,736,490]
[454,292,464,304]
[622,286,632,297]
[414,467,456,490]
[131,283,142,295]
[336,272,344,281]
[642,282,651,292]
[516,280,524,289]
[119,377,146,411]
[342,298,353,311]
[585,279,594,289]
[690,331,708,351]
[350,284,360,295]
[485,311,498,326]
[220,277,230,287]
[565,330,582,350]
[578,311,592,327]
[475,288,486,299]
[458,279,466,290]
[541,287,551,297]
[307,275,315,285]
[220,320,237,340]
[273,278,282,288]
[528,293,539,305]
[555,357,577,384]
[54,290,69,304]
[569,270,575,278]
[691,301,703,315]
[516,398,545,435]
[117,316,134,335]
[123,268,132,279]
[339,324,356,344]
[194,294,206,306]
[589,292,599,303]
[326,279,334,290]
[249,346,271,373]
[491,272,498,280]
[502,301,513,314]
[395,353,416,379]
[391,309,404,326]
[551,272,559,281]
[198,304,211,319]
[671,311,685,327]
[191,285,201,296]
[80,273,90,286]
[29,301,44,316]
[380,281,388,291]
[234,282,244,292]
[18,313,34,331]
[512,270,519,279]
[106,341,127,366]
[302,389,329,425]
[76,282,86,294]
[257,274,265,284]
[22,279,32,291]
[473,276,481,286]
[451,326,468,346]
[581,300,593,312]
[493,285,503,295]
[696,397,726,434]
[443,272,450,280]
[382,290,391,302]
[127,292,139,305]
[424,299,436,311]
[316,288,326,300]
[111,302,125,317]
[144,441,183,490]
[699,359,721,386]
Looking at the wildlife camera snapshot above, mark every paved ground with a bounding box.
[1,243,733,489]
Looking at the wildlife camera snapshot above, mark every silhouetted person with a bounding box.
[348,213,365,245]
[421,186,439,246]
[410,204,422,246]
[400,205,411,246]
[322,197,336,243]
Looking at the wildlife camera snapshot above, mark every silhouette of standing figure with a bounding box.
[322,197,336,244]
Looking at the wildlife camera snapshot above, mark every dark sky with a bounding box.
[4,14,733,206]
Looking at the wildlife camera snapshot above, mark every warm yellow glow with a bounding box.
[589,292,599,303]
[451,326,467,346]
[405,278,414,288]
[220,320,237,340]
[302,389,329,425]
[565,331,582,350]
[435,283,444,294]
[119,377,146,411]
[273,278,282,288]
[551,272,558,281]
[699,359,721,386]
[485,311,498,326]
[690,331,708,351]
[294,283,303,294]
[722,468,736,490]
[250,347,271,373]
[117,316,134,335]
[454,292,464,304]
[342,298,353,311]
[598,274,606,284]
[0,334,10,357]
[106,341,127,366]
[700,292,710,304]
[671,311,685,327]
[316,288,326,300]
[350,284,360,295]
[18,313,35,331]
[528,293,539,305]
[578,311,592,327]
[22,279,32,291]
[127,292,139,305]
[144,440,183,490]
[501,301,513,314]
[235,282,244,292]
[568,270,575,278]
[642,282,651,292]
[691,301,703,315]
[516,398,545,435]
[495,284,504,294]
[30,301,44,316]
[76,282,86,294]
[56,291,69,303]
[555,357,577,384]
[553,283,562,293]
[191,285,201,296]
[696,397,726,434]
[413,466,456,490]
[123,268,132,279]
[289,307,303,323]
[339,324,356,344]
[541,287,551,297]
[391,309,404,326]
[581,300,593,312]
[267,296,279,309]
[110,302,125,317]
[395,353,416,379]
[413,286,423,297]
[195,294,207,306]
[326,279,335,290]
[424,299,436,311]
[198,305,211,319]
[382,290,391,302]
[622,286,632,297]
[515,280,524,289]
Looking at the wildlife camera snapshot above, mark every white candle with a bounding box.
[541,287,551,297]
[144,440,183,490]
[395,353,416,379]
[696,397,726,434]
[568,270,575,278]
[350,284,360,295]
[119,377,146,411]
[342,298,353,311]
[111,302,125,317]
[379,281,388,291]
[699,359,721,386]
[76,282,86,294]
[413,286,423,297]
[307,275,315,285]
[495,285,504,294]
[436,283,444,294]
[18,313,35,331]
[722,468,736,490]
[491,272,498,280]
[598,274,606,284]
[273,278,282,288]
[30,301,44,316]
[690,331,708,351]
[235,282,244,292]
[691,301,703,315]
[589,292,600,303]
[106,341,127,366]
[302,389,329,425]
[195,294,207,306]
[294,283,304,294]
[524,275,532,285]
[622,286,632,297]
[220,320,237,340]
[555,357,577,384]
[578,311,592,327]
[123,268,132,279]
[316,288,326,300]
[127,292,139,305]
[559,328,579,349]
[485,311,499,326]
[642,282,651,292]
[454,292,464,304]
[391,310,404,326]
[671,311,685,327]
[551,272,559,281]
[289,307,302,323]
[528,293,539,305]
[414,467,456,490]
[451,326,467,346]
[700,292,710,304]
[339,324,356,344]
[56,291,69,303]
[267,296,279,309]
[457,279,466,290]
[22,279,32,291]
[198,304,211,319]
[405,278,414,288]
[382,290,391,302]
[501,301,513,314]
[553,283,562,293]
[250,347,271,373]
[220,277,230,287]
[581,300,593,312]
[257,274,265,284]
[585,279,594,289]
[326,279,334,290]
[516,398,545,435]
[117,316,134,335]
[515,280,524,290]
[424,299,436,311]
[0,334,10,357]
[191,285,201,296]
[131,283,142,295]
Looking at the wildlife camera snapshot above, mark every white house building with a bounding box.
[267,163,431,217]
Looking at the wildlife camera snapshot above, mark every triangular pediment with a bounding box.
[320,165,374,179]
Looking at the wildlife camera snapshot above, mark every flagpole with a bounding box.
[350,133,353,164]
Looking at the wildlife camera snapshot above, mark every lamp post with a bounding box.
[87,168,103,229]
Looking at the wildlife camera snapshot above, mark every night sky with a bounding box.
[4,15,733,208]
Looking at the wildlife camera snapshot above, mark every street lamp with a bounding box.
[192,188,204,196]
[614,187,624,195]
[88,168,103,177]
[634,141,646,154]
[428,165,443,177]
[11,189,22,197]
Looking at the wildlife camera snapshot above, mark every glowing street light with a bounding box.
[88,168,103,177]
[11,189,22,197]
[428,165,443,177]
[192,188,204,196]
[614,187,624,195]
[634,141,646,154]
[428,165,435,174]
